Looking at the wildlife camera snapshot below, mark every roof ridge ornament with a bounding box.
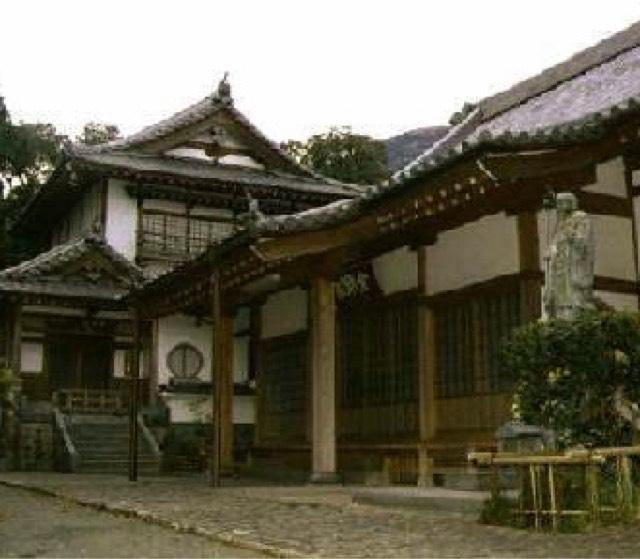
[216,72,233,105]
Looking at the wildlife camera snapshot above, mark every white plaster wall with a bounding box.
[592,215,635,280]
[426,213,519,295]
[162,393,210,424]
[261,288,308,339]
[234,337,250,383]
[538,212,635,281]
[595,290,638,311]
[234,395,256,424]
[20,342,43,373]
[105,179,138,261]
[157,314,213,385]
[584,157,627,198]
[372,246,418,295]
[113,349,127,379]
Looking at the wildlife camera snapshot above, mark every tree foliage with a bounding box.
[283,126,388,185]
[501,310,640,448]
[76,122,120,146]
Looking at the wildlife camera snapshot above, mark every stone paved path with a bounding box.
[2,473,640,557]
[0,482,262,558]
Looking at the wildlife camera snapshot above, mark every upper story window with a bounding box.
[139,210,232,258]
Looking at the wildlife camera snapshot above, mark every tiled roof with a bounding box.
[139,20,640,296]
[70,151,363,197]
[393,20,640,186]
[0,236,143,301]
[69,80,317,180]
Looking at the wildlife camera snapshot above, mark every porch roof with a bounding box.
[0,236,142,304]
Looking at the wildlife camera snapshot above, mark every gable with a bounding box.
[0,237,142,290]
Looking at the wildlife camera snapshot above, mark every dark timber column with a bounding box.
[9,299,22,375]
[309,275,338,483]
[218,312,234,475]
[128,307,141,482]
[210,272,235,485]
[517,211,542,321]
[210,273,222,487]
[417,247,437,486]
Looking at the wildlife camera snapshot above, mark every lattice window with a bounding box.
[188,219,233,255]
[339,297,418,408]
[436,286,521,398]
[261,333,307,441]
[141,211,232,256]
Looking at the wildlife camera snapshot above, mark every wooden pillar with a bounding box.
[417,246,437,487]
[148,319,160,405]
[10,299,22,374]
[218,312,234,474]
[128,307,141,482]
[210,273,222,487]
[517,211,542,322]
[309,275,338,483]
[209,272,235,484]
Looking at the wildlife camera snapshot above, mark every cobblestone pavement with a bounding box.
[0,482,262,558]
[2,473,640,558]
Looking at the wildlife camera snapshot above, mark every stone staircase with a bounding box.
[66,415,161,475]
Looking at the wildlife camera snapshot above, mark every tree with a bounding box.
[76,122,120,146]
[0,96,67,265]
[501,310,640,448]
[283,126,388,185]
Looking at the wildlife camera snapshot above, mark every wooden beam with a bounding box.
[309,275,338,483]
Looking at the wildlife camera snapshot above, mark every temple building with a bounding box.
[4,19,640,482]
[137,20,640,485]
[0,79,358,472]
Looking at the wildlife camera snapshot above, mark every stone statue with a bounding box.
[543,192,595,320]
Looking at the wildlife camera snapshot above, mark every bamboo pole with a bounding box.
[586,460,600,529]
[530,464,540,530]
[548,464,558,531]
[617,455,633,519]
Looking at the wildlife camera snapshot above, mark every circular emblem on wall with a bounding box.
[167,343,204,380]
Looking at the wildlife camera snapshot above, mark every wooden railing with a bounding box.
[469,446,640,531]
[53,389,127,415]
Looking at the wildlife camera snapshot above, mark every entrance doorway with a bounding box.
[48,336,112,391]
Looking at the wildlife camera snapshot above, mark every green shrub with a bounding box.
[501,310,640,448]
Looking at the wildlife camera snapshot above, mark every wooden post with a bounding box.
[517,211,542,322]
[417,246,437,486]
[148,320,159,405]
[128,307,141,482]
[218,313,234,475]
[586,459,601,528]
[617,455,634,519]
[309,275,338,483]
[548,464,558,532]
[210,272,222,487]
[9,300,22,375]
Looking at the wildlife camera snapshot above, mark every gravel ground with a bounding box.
[0,483,263,558]
[3,473,640,558]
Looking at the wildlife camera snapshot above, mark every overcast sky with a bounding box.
[2,1,640,143]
